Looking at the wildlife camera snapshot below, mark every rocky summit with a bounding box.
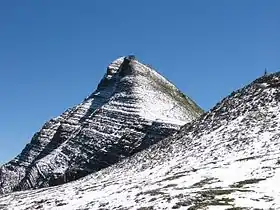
[0,56,203,194]
[1,72,280,210]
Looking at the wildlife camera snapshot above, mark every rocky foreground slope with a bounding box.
[0,56,203,194]
[1,72,280,210]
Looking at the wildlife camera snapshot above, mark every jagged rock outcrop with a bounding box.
[1,72,280,209]
[0,56,203,194]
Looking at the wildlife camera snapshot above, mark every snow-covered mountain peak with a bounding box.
[0,56,203,195]
[89,56,202,124]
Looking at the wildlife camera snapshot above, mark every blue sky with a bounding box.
[0,0,279,164]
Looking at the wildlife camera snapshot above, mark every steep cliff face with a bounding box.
[0,56,203,194]
[2,73,280,209]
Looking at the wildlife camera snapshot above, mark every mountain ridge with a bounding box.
[1,72,280,209]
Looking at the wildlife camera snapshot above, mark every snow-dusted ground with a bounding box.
[1,73,280,209]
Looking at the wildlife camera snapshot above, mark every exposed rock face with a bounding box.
[1,73,280,209]
[0,56,203,194]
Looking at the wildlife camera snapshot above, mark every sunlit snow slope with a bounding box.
[0,56,203,194]
[1,73,280,209]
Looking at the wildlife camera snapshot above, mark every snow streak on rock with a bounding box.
[0,56,203,194]
[1,73,280,209]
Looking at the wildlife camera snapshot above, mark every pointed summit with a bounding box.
[0,56,203,194]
